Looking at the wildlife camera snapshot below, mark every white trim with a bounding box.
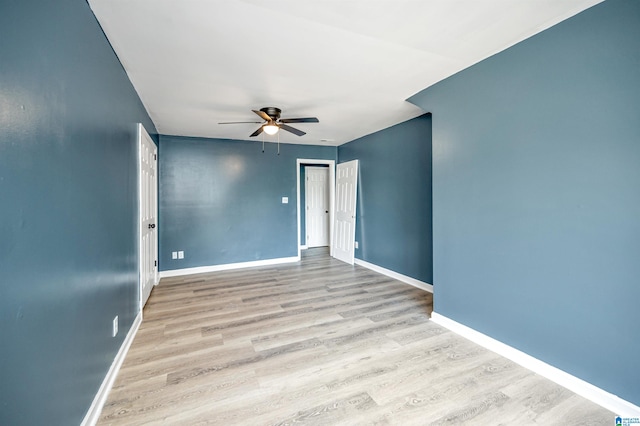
[299,245,308,250]
[158,256,299,279]
[354,258,433,293]
[297,159,335,261]
[430,312,640,417]
[81,312,142,426]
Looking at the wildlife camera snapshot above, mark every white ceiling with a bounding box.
[89,0,601,146]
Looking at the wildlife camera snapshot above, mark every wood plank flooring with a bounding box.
[98,248,613,425]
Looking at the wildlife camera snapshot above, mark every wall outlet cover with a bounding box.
[178,251,184,259]
[172,251,178,259]
[282,197,289,204]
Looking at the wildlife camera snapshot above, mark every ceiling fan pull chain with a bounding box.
[277,132,280,155]
[262,133,265,153]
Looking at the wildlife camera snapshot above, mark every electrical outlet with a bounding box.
[282,197,288,204]
[112,316,118,337]
[172,251,178,259]
[355,241,359,249]
[178,251,184,259]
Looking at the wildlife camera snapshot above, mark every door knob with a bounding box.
[325,210,328,213]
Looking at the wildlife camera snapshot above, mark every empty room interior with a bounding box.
[1,0,639,425]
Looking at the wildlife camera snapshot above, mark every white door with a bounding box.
[305,166,330,247]
[139,123,158,310]
[333,160,358,264]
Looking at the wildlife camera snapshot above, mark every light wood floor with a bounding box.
[98,248,612,425]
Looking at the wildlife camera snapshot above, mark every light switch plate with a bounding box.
[178,251,184,259]
[112,316,118,337]
[172,251,178,259]
[282,197,289,204]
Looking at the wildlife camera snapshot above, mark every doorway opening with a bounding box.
[296,159,335,260]
[304,165,330,248]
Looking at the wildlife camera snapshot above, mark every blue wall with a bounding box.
[0,1,157,424]
[409,0,639,405]
[338,115,433,284]
[159,136,336,270]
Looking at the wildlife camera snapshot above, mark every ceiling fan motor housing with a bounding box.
[260,107,281,121]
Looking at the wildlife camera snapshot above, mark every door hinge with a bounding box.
[154,260,157,267]
[154,154,157,161]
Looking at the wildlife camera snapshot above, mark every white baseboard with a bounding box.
[81,312,142,426]
[299,245,308,250]
[159,256,300,279]
[430,312,640,417]
[354,258,433,293]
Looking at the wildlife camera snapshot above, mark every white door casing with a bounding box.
[138,123,158,310]
[305,166,330,247]
[296,159,335,259]
[333,160,358,265]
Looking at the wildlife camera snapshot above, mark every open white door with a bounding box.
[138,123,158,310]
[333,160,358,264]
[305,166,330,247]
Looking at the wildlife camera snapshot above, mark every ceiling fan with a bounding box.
[219,107,319,137]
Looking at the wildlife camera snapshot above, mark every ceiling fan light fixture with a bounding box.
[263,124,279,135]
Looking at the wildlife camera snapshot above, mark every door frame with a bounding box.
[137,123,158,312]
[297,159,335,259]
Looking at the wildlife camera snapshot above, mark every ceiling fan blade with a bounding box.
[252,109,271,122]
[250,126,264,137]
[219,121,262,124]
[279,117,319,123]
[279,123,306,137]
